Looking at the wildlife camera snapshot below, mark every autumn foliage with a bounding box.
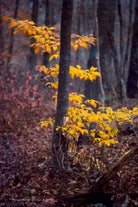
[2,17,138,171]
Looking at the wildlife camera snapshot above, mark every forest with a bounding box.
[0,0,138,206]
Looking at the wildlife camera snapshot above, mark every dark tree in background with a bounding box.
[42,0,50,68]
[84,44,99,102]
[29,0,39,83]
[97,0,116,99]
[127,0,138,98]
[0,0,4,57]
[52,0,73,170]
[108,0,136,101]
[85,0,105,110]
[7,0,19,65]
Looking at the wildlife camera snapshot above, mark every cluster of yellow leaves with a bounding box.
[40,118,54,128]
[71,34,96,51]
[40,102,138,155]
[3,17,95,56]
[2,17,59,54]
[70,65,101,81]
[37,64,100,91]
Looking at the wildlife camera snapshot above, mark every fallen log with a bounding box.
[90,145,138,192]
[56,146,138,206]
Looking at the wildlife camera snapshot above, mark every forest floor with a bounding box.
[0,95,138,207]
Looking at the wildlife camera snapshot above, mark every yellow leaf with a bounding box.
[76,65,81,70]
[53,46,58,51]
[49,53,59,61]
[34,47,40,54]
[46,46,52,54]
[8,20,17,29]
[73,44,78,51]
[83,43,88,50]
[13,28,18,35]
[90,129,95,137]
[2,16,9,21]
[40,121,48,128]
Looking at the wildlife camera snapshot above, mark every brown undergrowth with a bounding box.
[0,97,137,207]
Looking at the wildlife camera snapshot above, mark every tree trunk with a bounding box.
[0,0,4,67]
[29,0,39,84]
[52,0,73,170]
[127,0,138,98]
[84,0,105,109]
[109,0,136,101]
[0,0,4,56]
[118,0,136,102]
[84,44,99,102]
[97,0,116,99]
[7,0,19,65]
[42,0,50,68]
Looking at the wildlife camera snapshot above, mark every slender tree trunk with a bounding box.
[0,0,4,60]
[52,0,73,170]
[42,0,50,68]
[118,0,136,102]
[85,0,105,108]
[127,0,138,98]
[94,0,105,109]
[109,0,136,101]
[84,44,99,103]
[7,0,19,65]
[75,0,81,65]
[29,0,39,84]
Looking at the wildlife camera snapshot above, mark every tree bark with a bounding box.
[0,0,4,56]
[97,0,116,99]
[52,0,73,170]
[42,0,50,68]
[84,44,99,102]
[29,0,39,84]
[7,0,19,65]
[109,0,136,101]
[127,0,138,98]
[84,0,105,109]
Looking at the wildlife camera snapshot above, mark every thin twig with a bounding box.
[66,168,89,188]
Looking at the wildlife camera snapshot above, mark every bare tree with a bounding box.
[108,0,136,101]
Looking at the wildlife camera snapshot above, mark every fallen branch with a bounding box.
[90,145,138,192]
[56,146,138,206]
